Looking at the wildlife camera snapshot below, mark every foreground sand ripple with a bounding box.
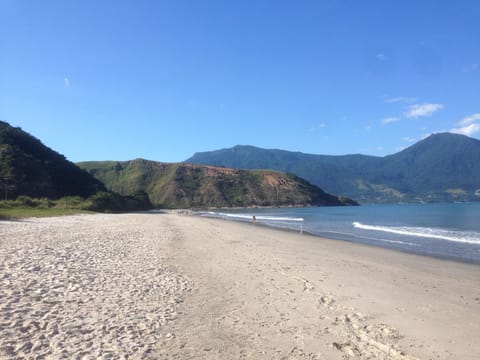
[0,215,190,359]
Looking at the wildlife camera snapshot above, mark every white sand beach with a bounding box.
[1,212,479,359]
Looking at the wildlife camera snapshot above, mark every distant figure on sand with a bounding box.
[252,216,256,224]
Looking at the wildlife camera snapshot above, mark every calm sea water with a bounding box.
[195,203,480,264]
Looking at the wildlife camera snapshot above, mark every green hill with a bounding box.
[79,159,357,208]
[187,133,480,203]
[0,121,105,199]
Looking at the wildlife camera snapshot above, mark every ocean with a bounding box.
[195,202,480,264]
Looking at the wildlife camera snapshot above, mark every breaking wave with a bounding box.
[352,222,480,245]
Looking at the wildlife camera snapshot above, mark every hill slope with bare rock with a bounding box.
[79,160,357,208]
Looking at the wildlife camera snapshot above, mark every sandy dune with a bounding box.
[1,213,479,359]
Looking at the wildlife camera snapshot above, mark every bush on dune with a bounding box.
[0,191,153,217]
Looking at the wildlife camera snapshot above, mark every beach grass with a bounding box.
[0,206,92,219]
[0,192,152,219]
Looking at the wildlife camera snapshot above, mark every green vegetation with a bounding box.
[0,191,152,219]
[79,160,357,208]
[0,206,91,219]
[187,133,480,204]
[0,196,88,219]
[86,191,152,212]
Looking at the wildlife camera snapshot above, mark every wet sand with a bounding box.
[1,213,479,359]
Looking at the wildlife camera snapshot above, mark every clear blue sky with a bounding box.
[1,0,479,162]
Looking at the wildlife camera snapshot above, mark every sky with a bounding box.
[1,0,479,162]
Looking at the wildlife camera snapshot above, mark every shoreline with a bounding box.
[1,212,479,359]
[192,211,480,267]
[203,214,480,269]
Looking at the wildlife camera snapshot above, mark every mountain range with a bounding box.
[187,133,480,204]
[3,118,479,207]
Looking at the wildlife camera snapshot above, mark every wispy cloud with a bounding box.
[385,96,416,104]
[451,113,480,136]
[381,117,399,125]
[405,103,443,118]
[457,113,480,126]
[64,77,70,88]
[376,53,387,61]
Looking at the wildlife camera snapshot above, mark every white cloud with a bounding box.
[381,117,399,125]
[376,53,387,61]
[64,77,70,88]
[364,124,372,131]
[451,113,480,137]
[405,103,444,118]
[385,96,416,104]
[458,113,480,126]
[451,123,480,137]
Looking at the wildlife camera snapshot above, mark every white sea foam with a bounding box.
[353,222,480,245]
